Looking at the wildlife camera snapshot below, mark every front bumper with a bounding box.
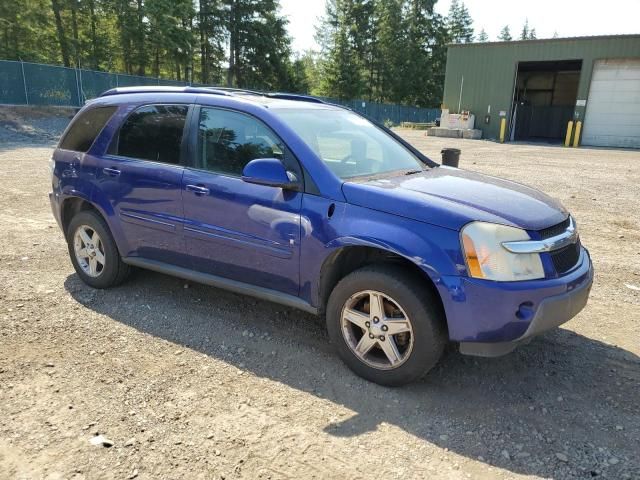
[437,247,593,357]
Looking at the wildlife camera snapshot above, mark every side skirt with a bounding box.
[123,257,318,315]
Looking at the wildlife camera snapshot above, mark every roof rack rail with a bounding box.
[201,86,264,96]
[98,85,335,107]
[99,86,234,97]
[264,93,326,104]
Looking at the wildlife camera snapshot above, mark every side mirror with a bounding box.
[241,158,300,190]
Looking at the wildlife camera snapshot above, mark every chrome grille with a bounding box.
[539,217,571,240]
[537,217,580,275]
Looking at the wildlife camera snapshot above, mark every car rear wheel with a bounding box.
[66,210,130,288]
[326,264,446,386]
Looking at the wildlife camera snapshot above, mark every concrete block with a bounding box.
[462,129,483,140]
[429,127,463,138]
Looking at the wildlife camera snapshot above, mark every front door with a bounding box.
[182,106,302,296]
[95,104,189,265]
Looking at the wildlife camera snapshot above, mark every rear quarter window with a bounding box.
[59,106,118,152]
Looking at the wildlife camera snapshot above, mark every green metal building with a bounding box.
[442,34,640,148]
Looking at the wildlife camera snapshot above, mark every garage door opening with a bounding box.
[510,60,582,142]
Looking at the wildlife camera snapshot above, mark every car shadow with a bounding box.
[64,271,640,479]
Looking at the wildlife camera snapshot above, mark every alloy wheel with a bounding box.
[73,225,106,277]
[340,290,414,370]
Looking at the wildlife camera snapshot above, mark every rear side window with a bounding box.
[109,104,188,164]
[59,106,117,152]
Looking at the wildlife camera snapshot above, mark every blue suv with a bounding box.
[50,87,593,386]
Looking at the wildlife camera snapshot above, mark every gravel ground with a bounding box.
[0,109,639,480]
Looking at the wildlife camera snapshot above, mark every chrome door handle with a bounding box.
[186,184,210,195]
[102,167,121,177]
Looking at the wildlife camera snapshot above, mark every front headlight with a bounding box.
[461,222,544,281]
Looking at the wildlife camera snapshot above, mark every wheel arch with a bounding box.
[60,194,128,256]
[60,196,99,235]
[317,242,447,331]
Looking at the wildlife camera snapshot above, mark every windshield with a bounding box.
[272,108,425,179]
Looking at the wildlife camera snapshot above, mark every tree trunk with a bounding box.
[199,0,208,83]
[50,0,71,67]
[153,47,160,78]
[115,0,132,74]
[4,25,10,58]
[183,16,192,84]
[88,0,99,69]
[227,0,236,87]
[135,0,145,75]
[70,0,80,66]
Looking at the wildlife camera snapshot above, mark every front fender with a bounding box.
[299,196,464,307]
[324,234,452,281]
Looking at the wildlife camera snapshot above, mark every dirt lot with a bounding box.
[0,108,639,480]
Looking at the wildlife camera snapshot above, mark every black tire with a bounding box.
[66,210,131,288]
[326,264,446,386]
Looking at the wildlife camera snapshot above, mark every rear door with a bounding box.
[95,104,190,265]
[182,106,303,296]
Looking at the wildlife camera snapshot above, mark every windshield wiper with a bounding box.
[404,169,423,176]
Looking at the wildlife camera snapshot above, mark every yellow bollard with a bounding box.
[573,121,582,148]
[564,121,574,147]
[499,118,506,143]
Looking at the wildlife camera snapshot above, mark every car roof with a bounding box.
[96,86,343,111]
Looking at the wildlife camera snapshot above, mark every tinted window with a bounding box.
[59,106,117,152]
[198,107,285,176]
[111,105,188,164]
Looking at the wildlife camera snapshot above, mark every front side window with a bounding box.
[110,104,188,164]
[59,106,117,152]
[198,107,286,176]
[272,108,425,179]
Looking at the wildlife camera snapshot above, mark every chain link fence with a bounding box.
[0,60,439,124]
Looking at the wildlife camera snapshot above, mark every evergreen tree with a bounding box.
[197,0,226,84]
[447,0,474,43]
[401,0,448,107]
[529,28,537,40]
[146,0,195,81]
[477,28,489,42]
[320,29,363,99]
[498,25,512,41]
[2,0,300,91]
[373,0,404,102]
[520,18,530,40]
[287,53,312,93]
[224,0,297,90]
[317,1,364,99]
[1,0,493,106]
[297,50,322,95]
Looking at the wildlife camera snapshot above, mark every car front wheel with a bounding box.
[326,264,446,386]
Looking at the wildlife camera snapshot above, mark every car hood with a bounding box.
[342,166,568,231]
